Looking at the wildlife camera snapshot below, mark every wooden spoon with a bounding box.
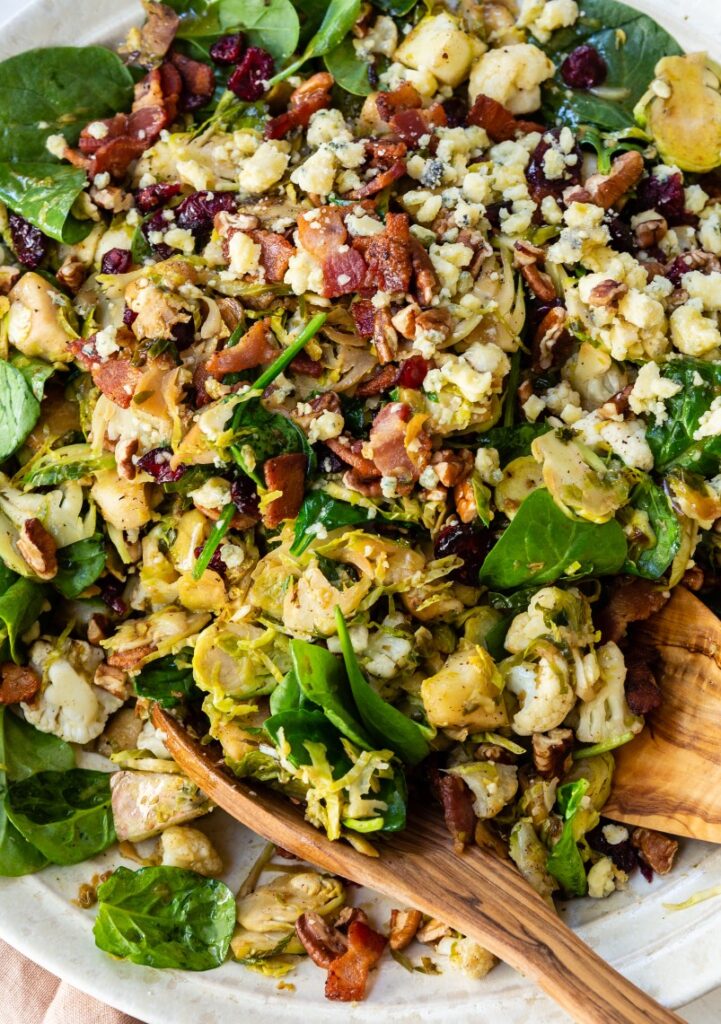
[606,585,721,841]
[154,706,682,1024]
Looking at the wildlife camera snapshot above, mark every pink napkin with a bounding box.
[1,939,144,1024]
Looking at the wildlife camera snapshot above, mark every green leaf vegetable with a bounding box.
[134,652,196,708]
[20,444,116,488]
[267,0,361,84]
[290,492,379,556]
[94,865,236,970]
[268,668,313,714]
[539,0,682,130]
[290,638,374,748]
[0,47,134,241]
[646,358,721,475]
[324,36,374,97]
[474,422,551,466]
[219,0,300,63]
[265,707,350,772]
[0,361,40,462]
[0,578,47,663]
[479,489,628,590]
[622,479,681,580]
[546,779,589,896]
[53,534,106,599]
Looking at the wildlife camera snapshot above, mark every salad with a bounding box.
[0,0,720,1001]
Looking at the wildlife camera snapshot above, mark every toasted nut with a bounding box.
[533,305,572,371]
[91,185,131,213]
[631,827,678,875]
[56,255,86,294]
[513,239,546,267]
[295,911,347,968]
[453,478,477,523]
[343,469,383,497]
[389,908,422,951]
[681,564,705,591]
[94,662,130,700]
[373,307,398,364]
[532,727,574,778]
[0,266,21,295]
[17,518,57,580]
[416,917,452,944]
[521,263,556,302]
[584,150,644,210]
[415,307,452,338]
[475,742,517,764]
[0,662,41,705]
[391,303,419,340]
[431,448,474,487]
[633,212,667,249]
[335,906,369,931]
[115,436,139,481]
[87,613,110,645]
[598,384,633,420]
[108,643,156,670]
[587,279,628,307]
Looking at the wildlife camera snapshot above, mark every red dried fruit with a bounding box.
[588,821,638,873]
[397,354,430,389]
[210,32,246,65]
[135,182,182,214]
[176,190,238,241]
[635,172,686,225]
[434,521,491,585]
[8,212,48,269]
[228,46,274,101]
[442,96,468,127]
[231,475,261,519]
[100,248,132,275]
[560,45,608,90]
[137,446,186,483]
[526,129,582,203]
[98,576,127,616]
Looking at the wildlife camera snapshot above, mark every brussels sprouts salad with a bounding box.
[0,0,719,1000]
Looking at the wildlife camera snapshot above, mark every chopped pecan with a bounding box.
[457,228,492,278]
[453,478,477,523]
[115,436,139,481]
[624,658,662,715]
[513,239,546,267]
[0,663,41,705]
[17,518,57,580]
[409,238,438,305]
[431,449,473,487]
[388,909,422,951]
[633,212,667,249]
[533,305,572,371]
[355,363,399,397]
[335,906,369,932]
[295,911,348,968]
[293,392,341,429]
[56,254,86,294]
[87,614,110,645]
[262,452,307,528]
[432,770,476,852]
[206,319,276,378]
[108,643,156,670]
[584,150,645,210]
[586,279,628,307]
[325,919,386,1002]
[475,743,517,764]
[631,827,678,876]
[94,663,130,700]
[521,263,556,302]
[391,304,419,340]
[416,307,452,339]
[373,307,398,364]
[416,917,452,944]
[681,565,705,591]
[597,577,670,644]
[532,728,574,779]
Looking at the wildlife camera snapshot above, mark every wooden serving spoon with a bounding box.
[154,706,683,1024]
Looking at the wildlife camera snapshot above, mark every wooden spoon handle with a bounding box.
[156,709,683,1024]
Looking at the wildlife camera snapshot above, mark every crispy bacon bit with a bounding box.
[0,663,41,705]
[376,83,422,123]
[325,920,387,1002]
[290,351,324,377]
[365,138,408,168]
[388,909,422,951]
[351,299,375,338]
[409,238,438,304]
[349,159,406,200]
[108,643,156,670]
[324,438,380,479]
[389,103,446,147]
[262,452,307,527]
[248,229,295,282]
[358,213,412,293]
[206,319,276,379]
[323,249,368,298]
[369,401,430,485]
[170,51,215,111]
[433,771,476,852]
[597,577,670,644]
[92,359,144,409]
[631,827,678,876]
[343,470,382,496]
[298,206,347,259]
[265,72,334,140]
[295,912,348,968]
[467,94,544,142]
[355,364,399,397]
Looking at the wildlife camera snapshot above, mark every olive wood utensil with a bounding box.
[154,705,682,1024]
[606,585,721,842]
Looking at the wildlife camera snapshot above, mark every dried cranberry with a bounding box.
[560,45,608,90]
[665,252,698,285]
[193,543,227,575]
[210,32,246,65]
[230,475,260,519]
[135,182,182,214]
[484,201,512,229]
[396,355,430,389]
[141,209,178,259]
[635,172,686,225]
[587,821,638,873]
[434,522,491,586]
[172,319,195,349]
[227,47,274,102]
[526,129,582,203]
[99,576,128,617]
[175,190,238,240]
[442,97,468,129]
[606,214,635,254]
[101,247,132,275]
[137,446,186,483]
[123,306,138,326]
[639,859,654,883]
[315,443,346,474]
[8,212,48,269]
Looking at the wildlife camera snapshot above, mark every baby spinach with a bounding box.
[324,36,374,97]
[5,768,115,866]
[134,652,196,708]
[622,480,681,580]
[335,608,430,766]
[546,779,589,897]
[1,709,75,783]
[265,707,350,773]
[539,0,682,131]
[0,805,48,877]
[291,492,378,556]
[0,578,47,663]
[479,489,628,590]
[94,866,236,971]
[474,423,550,466]
[290,638,373,748]
[0,47,134,241]
[0,562,17,596]
[372,0,418,14]
[229,400,308,485]
[268,0,361,84]
[53,534,106,599]
[0,360,41,463]
[646,358,721,475]
[268,668,313,714]
[219,0,300,62]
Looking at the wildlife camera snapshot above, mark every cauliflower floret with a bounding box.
[395,13,482,87]
[517,0,579,42]
[436,936,497,979]
[22,639,121,744]
[447,762,518,819]
[469,44,555,115]
[505,587,595,654]
[421,642,508,732]
[574,641,643,743]
[156,825,223,876]
[363,620,413,679]
[504,646,575,735]
[670,302,721,356]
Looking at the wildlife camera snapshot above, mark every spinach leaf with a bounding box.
[269,0,361,83]
[292,0,329,45]
[539,0,683,131]
[646,358,721,475]
[546,779,589,897]
[21,444,116,488]
[2,708,75,783]
[335,608,430,766]
[622,480,681,579]
[290,638,374,748]
[0,48,134,241]
[479,489,628,590]
[5,768,115,865]
[219,0,300,62]
[0,709,50,877]
[134,653,196,708]
[265,708,351,773]
[372,0,418,14]
[0,562,17,597]
[53,534,106,599]
[229,398,309,484]
[9,353,55,402]
[0,361,40,462]
[268,668,313,714]
[0,578,47,663]
[94,865,236,970]
[324,37,374,96]
[291,492,378,556]
[474,423,551,466]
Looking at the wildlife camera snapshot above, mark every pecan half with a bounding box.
[532,728,574,779]
[108,642,156,669]
[431,449,473,487]
[631,827,678,876]
[87,614,110,645]
[453,478,477,523]
[513,239,546,267]
[416,917,452,944]
[533,306,572,372]
[373,307,399,364]
[0,663,41,705]
[17,518,57,580]
[56,254,87,294]
[521,263,556,302]
[115,436,139,481]
[633,213,667,249]
[94,663,130,700]
[388,908,422,951]
[584,150,644,210]
[587,279,628,308]
[295,911,348,968]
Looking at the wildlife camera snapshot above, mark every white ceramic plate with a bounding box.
[2,1,721,1020]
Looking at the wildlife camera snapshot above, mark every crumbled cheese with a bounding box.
[219,541,246,571]
[598,418,654,471]
[419,465,440,489]
[284,250,325,295]
[94,324,119,360]
[353,15,398,59]
[306,108,351,148]
[380,475,400,498]
[239,141,290,194]
[190,477,232,511]
[163,227,196,254]
[345,213,385,237]
[682,270,721,311]
[307,410,344,444]
[684,184,709,215]
[517,0,579,42]
[475,447,502,485]
[699,205,721,255]
[694,396,721,440]
[522,394,546,421]
[629,362,682,423]
[602,824,629,845]
[587,857,617,899]
[403,190,444,224]
[379,62,439,101]
[670,303,721,356]
[429,242,474,297]
[228,231,261,277]
[540,194,564,224]
[86,121,109,140]
[45,133,67,159]
[290,147,338,197]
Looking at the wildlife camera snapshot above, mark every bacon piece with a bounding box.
[348,159,406,200]
[467,94,544,142]
[248,229,295,282]
[355,364,399,397]
[357,214,412,293]
[92,360,144,409]
[289,351,324,378]
[389,103,446,147]
[376,83,422,123]
[262,452,307,527]
[369,401,430,484]
[322,249,368,298]
[597,577,670,644]
[351,299,375,338]
[206,319,276,379]
[325,920,387,1002]
[0,663,41,705]
[297,206,347,260]
[170,51,215,110]
[265,72,333,140]
[324,438,380,479]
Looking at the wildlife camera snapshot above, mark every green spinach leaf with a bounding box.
[2,708,75,783]
[474,423,551,466]
[265,708,351,774]
[0,578,47,663]
[134,653,196,708]
[94,865,236,970]
[479,489,628,589]
[229,398,309,484]
[646,358,721,475]
[324,36,374,96]
[291,492,378,556]
[335,608,430,766]
[290,638,373,748]
[539,0,683,131]
[622,480,681,579]
[0,361,40,462]
[5,768,115,865]
[219,0,300,62]
[268,668,313,714]
[0,163,92,244]
[0,562,17,597]
[0,708,52,877]
[53,534,106,599]
[372,0,418,15]
[546,779,589,896]
[269,0,361,83]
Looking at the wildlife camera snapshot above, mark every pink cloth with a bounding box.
[1,939,144,1024]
